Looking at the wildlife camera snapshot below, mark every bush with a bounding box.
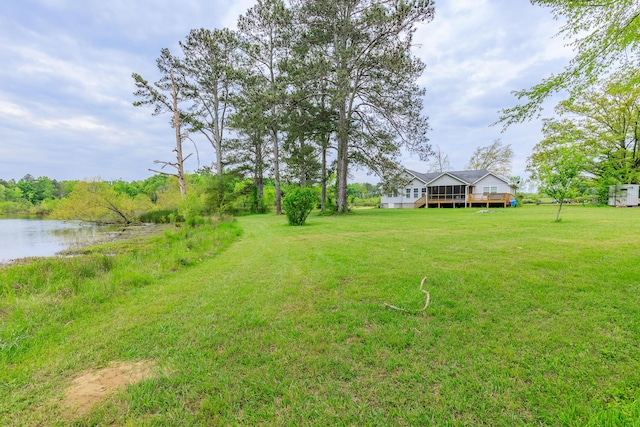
[283,187,317,226]
[185,216,205,228]
[139,209,183,224]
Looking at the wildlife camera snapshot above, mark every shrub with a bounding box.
[283,187,317,226]
[185,216,205,228]
[139,209,183,224]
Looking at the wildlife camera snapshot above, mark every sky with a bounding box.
[0,0,573,184]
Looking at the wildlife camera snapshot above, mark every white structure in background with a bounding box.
[381,169,517,209]
[608,184,640,207]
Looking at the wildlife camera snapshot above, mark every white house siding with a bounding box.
[380,177,426,208]
[472,175,514,196]
[380,170,515,208]
[429,175,464,186]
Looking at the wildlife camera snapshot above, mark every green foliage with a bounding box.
[501,0,640,126]
[185,216,206,228]
[349,196,381,207]
[52,181,153,224]
[0,220,242,366]
[248,184,268,214]
[289,0,434,212]
[202,170,247,217]
[347,182,381,207]
[3,208,640,425]
[0,175,67,215]
[528,70,640,202]
[536,145,588,221]
[282,187,317,225]
[138,209,184,224]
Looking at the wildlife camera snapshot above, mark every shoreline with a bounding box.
[0,222,166,268]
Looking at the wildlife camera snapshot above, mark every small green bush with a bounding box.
[185,216,205,228]
[139,209,183,224]
[283,187,317,226]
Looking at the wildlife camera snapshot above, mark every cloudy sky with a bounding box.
[0,0,572,183]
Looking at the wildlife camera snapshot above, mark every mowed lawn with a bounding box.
[1,205,640,425]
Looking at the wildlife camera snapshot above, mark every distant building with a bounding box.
[608,184,640,207]
[381,169,516,209]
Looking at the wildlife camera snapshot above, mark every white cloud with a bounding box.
[1,0,576,183]
[387,0,576,183]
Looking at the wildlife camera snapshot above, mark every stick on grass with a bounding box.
[384,276,430,313]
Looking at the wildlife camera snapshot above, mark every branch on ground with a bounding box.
[384,276,430,313]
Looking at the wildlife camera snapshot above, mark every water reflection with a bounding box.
[0,218,119,263]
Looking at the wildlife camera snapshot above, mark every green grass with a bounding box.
[1,205,640,425]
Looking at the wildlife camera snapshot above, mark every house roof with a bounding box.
[405,169,511,185]
[405,170,440,183]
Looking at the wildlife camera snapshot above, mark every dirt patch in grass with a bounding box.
[62,360,156,417]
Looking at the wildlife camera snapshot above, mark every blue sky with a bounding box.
[0,0,572,183]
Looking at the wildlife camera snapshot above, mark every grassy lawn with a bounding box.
[1,205,640,425]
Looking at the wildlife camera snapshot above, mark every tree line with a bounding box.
[525,69,640,220]
[0,174,175,217]
[0,172,381,223]
[132,0,434,215]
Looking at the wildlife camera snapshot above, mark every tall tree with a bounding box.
[529,70,640,199]
[465,139,514,176]
[179,28,241,201]
[133,50,192,197]
[426,145,451,173]
[500,0,640,127]
[282,78,331,188]
[296,0,434,213]
[237,0,294,216]
[229,72,272,210]
[285,46,338,209]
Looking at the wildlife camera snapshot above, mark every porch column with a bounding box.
[425,186,429,209]
[465,186,468,208]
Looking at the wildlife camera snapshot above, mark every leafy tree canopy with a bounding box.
[535,145,588,221]
[500,0,640,127]
[528,69,640,201]
[465,139,514,177]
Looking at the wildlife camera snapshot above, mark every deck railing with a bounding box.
[413,193,514,208]
[468,193,512,202]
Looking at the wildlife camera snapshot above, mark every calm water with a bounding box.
[0,218,107,263]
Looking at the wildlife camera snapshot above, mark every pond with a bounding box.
[0,217,118,264]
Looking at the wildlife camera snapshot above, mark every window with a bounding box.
[413,188,419,198]
[421,187,426,195]
[483,186,498,194]
[405,188,411,198]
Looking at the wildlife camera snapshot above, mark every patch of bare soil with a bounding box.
[61,360,156,417]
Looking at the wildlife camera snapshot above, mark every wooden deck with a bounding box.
[414,193,513,208]
[467,193,513,208]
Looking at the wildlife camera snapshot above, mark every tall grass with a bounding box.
[0,220,241,364]
[1,205,639,425]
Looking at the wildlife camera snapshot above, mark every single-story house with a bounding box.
[608,184,640,207]
[381,169,517,208]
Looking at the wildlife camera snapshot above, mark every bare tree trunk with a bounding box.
[555,201,564,222]
[171,72,186,198]
[299,135,307,186]
[337,102,349,213]
[272,126,282,215]
[256,138,264,200]
[335,24,350,214]
[149,72,190,197]
[321,144,327,212]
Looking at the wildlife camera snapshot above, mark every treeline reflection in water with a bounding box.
[0,218,120,264]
